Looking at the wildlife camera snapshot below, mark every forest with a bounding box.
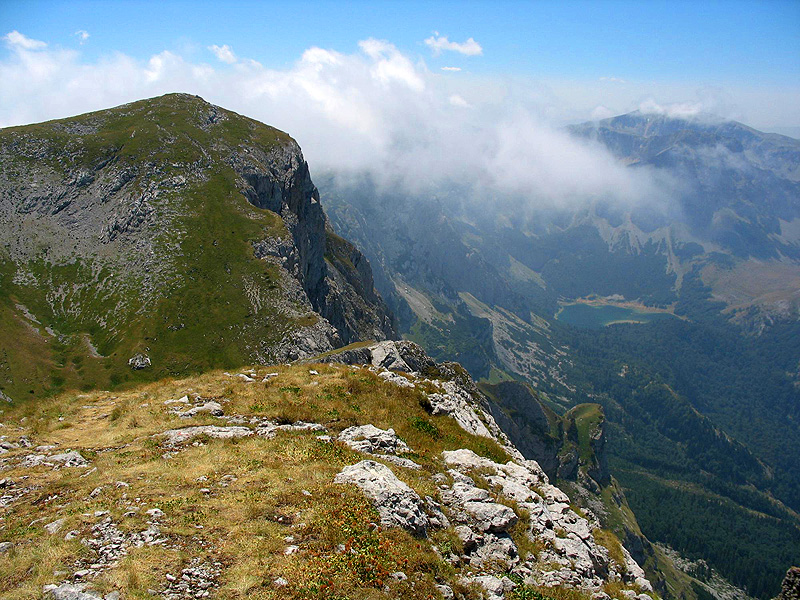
[544,269,800,598]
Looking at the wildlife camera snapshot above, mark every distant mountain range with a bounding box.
[2,98,798,599]
[321,111,800,599]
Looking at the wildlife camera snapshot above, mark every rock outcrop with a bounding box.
[778,567,800,600]
[325,340,655,596]
[334,460,429,537]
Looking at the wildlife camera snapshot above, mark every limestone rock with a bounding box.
[463,501,518,533]
[49,451,89,468]
[44,584,102,600]
[334,460,428,536]
[338,424,412,455]
[464,575,517,600]
[179,402,224,418]
[158,426,253,447]
[379,455,422,470]
[427,381,494,439]
[436,584,455,600]
[369,341,412,372]
[45,518,66,534]
[127,353,151,370]
[377,370,416,388]
[256,420,325,438]
[778,567,800,600]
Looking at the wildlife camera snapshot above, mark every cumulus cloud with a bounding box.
[75,30,90,44]
[441,66,461,72]
[0,31,675,209]
[424,33,482,56]
[4,30,47,51]
[208,44,237,64]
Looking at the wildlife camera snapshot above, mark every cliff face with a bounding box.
[0,94,393,399]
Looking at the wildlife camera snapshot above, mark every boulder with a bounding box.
[127,353,150,370]
[368,341,412,372]
[49,451,89,468]
[45,518,66,534]
[464,575,517,600]
[463,501,518,533]
[334,460,428,536]
[159,426,253,447]
[43,584,102,600]
[338,424,412,455]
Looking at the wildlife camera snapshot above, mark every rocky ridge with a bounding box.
[1,340,654,600]
[320,341,654,597]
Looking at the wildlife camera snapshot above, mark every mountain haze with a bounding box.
[321,112,800,598]
[1,97,798,600]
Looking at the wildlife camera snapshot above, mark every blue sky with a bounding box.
[1,0,797,204]
[3,0,798,84]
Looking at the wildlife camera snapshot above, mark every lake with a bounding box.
[555,303,678,329]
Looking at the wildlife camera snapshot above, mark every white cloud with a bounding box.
[424,34,482,56]
[75,30,90,45]
[599,76,626,83]
[4,30,47,51]
[590,105,614,121]
[208,44,237,64]
[357,38,425,92]
[441,66,461,72]
[638,98,704,118]
[7,34,797,211]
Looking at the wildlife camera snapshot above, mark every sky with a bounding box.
[1,0,798,205]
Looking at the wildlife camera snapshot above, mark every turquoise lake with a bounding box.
[555,303,678,329]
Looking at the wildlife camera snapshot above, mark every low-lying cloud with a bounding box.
[0,32,674,209]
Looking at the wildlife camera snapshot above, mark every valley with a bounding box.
[1,95,798,600]
[320,111,800,599]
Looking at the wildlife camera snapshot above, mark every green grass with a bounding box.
[0,362,522,599]
[565,403,603,465]
[0,93,328,403]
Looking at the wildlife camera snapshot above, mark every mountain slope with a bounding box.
[0,94,394,401]
[320,113,800,598]
[0,341,655,600]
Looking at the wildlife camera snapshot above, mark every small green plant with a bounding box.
[409,416,441,439]
[593,528,626,567]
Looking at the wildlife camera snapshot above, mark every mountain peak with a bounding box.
[0,96,394,399]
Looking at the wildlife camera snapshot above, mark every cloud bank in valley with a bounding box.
[0,31,678,208]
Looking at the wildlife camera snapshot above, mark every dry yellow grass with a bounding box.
[0,362,517,599]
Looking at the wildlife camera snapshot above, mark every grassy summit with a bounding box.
[0,94,388,402]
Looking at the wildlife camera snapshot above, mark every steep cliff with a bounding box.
[0,94,393,399]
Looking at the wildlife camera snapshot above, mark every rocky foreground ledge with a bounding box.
[0,341,653,600]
